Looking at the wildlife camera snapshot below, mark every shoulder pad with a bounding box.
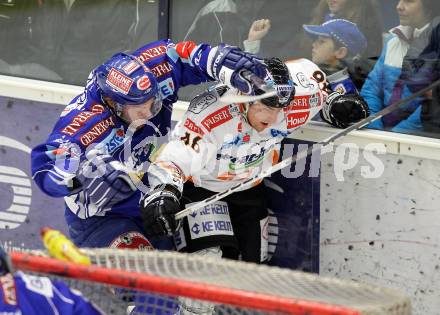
[285,58,326,96]
[188,88,223,114]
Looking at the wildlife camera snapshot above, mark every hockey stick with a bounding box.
[219,90,277,104]
[175,78,440,220]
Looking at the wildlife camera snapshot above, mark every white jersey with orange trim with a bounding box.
[148,58,329,193]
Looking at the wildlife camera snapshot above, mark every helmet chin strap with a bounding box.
[103,96,131,124]
[241,102,251,124]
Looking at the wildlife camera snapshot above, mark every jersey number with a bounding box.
[180,132,202,152]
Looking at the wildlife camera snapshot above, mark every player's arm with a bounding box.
[320,90,370,128]
[31,133,137,212]
[164,39,267,94]
[141,108,216,236]
[31,136,83,198]
[312,64,370,128]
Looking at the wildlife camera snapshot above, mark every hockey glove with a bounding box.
[0,245,12,276]
[75,150,137,210]
[321,92,370,128]
[141,185,181,236]
[211,44,267,94]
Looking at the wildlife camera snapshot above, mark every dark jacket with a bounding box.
[402,17,440,137]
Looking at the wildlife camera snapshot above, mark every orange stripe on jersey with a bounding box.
[272,149,280,165]
[175,41,197,59]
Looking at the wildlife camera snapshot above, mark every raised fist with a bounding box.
[247,19,271,41]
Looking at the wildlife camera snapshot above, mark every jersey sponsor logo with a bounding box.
[138,45,167,63]
[217,138,279,171]
[45,140,81,160]
[61,110,99,136]
[220,132,251,149]
[107,68,133,95]
[186,201,233,240]
[136,75,151,90]
[151,61,173,78]
[201,106,233,131]
[296,72,313,89]
[175,41,197,59]
[270,129,289,137]
[109,231,154,250]
[159,77,175,98]
[1,274,17,306]
[194,49,203,66]
[188,93,217,114]
[80,116,115,146]
[286,111,310,129]
[184,118,204,135]
[98,127,125,154]
[61,92,88,117]
[122,60,140,75]
[285,93,320,111]
[333,83,347,95]
[21,274,53,298]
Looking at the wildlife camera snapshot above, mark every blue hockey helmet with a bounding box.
[95,52,160,107]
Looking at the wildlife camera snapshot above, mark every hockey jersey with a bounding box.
[148,59,328,193]
[0,271,102,315]
[31,40,217,223]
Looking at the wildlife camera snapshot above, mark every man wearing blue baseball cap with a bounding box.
[303,19,368,95]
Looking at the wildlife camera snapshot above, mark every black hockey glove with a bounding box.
[141,185,181,236]
[321,92,370,128]
[0,245,12,276]
[211,44,267,94]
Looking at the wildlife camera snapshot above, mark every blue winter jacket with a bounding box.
[360,28,423,133]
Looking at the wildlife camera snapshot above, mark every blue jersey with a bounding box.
[0,272,103,315]
[31,40,216,225]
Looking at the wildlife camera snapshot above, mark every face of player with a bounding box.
[247,101,282,132]
[397,0,430,28]
[327,0,348,14]
[122,98,158,123]
[312,36,339,66]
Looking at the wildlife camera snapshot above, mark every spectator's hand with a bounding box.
[141,185,181,236]
[247,19,271,41]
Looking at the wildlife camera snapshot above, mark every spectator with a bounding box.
[307,0,383,60]
[402,13,440,137]
[182,0,247,48]
[243,0,318,59]
[0,0,62,81]
[55,0,141,85]
[243,18,271,55]
[302,19,367,94]
[360,0,438,133]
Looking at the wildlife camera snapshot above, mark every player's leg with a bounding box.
[226,183,269,263]
[174,182,238,314]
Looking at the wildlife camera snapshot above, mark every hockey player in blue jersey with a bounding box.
[0,246,104,315]
[31,39,267,250]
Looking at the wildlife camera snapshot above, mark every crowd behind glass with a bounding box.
[1,0,440,138]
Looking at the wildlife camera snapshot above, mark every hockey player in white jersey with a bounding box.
[141,57,369,263]
[141,57,368,314]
